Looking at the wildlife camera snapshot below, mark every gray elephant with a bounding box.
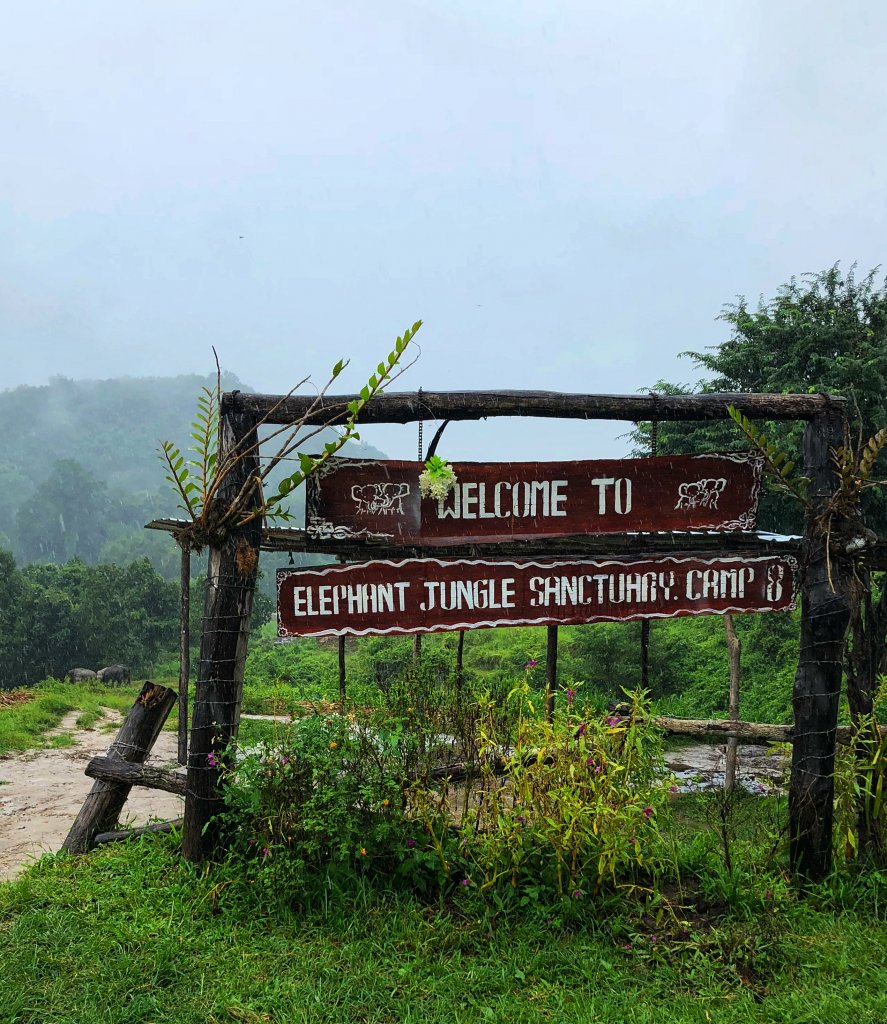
[66,668,97,683]
[96,664,131,686]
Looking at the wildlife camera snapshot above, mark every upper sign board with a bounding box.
[305,454,764,546]
[277,554,797,638]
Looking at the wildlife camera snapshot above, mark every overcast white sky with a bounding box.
[1,1,885,460]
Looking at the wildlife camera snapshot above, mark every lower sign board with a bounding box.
[277,555,797,638]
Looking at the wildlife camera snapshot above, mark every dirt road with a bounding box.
[0,708,183,880]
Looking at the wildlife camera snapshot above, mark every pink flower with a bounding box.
[566,689,575,704]
[406,838,417,849]
[460,878,471,886]
[643,806,654,818]
[524,659,539,670]
[669,785,679,794]
[207,752,218,768]
[576,722,587,737]
[261,847,270,859]
[606,716,621,727]
[572,889,582,899]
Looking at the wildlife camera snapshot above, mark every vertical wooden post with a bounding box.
[723,613,741,792]
[338,635,346,709]
[545,625,558,721]
[182,405,262,862]
[789,406,852,881]
[455,630,465,698]
[640,619,650,689]
[178,542,190,767]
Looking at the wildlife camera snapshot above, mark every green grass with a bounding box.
[0,680,180,756]
[2,828,887,1024]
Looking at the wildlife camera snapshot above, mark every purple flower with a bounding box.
[669,785,679,794]
[516,815,526,825]
[586,755,595,767]
[261,847,270,859]
[460,878,471,886]
[576,722,587,737]
[406,838,417,849]
[524,659,539,670]
[606,716,621,727]
[623,942,633,950]
[207,752,218,768]
[643,806,654,819]
[650,934,658,943]
[566,688,575,705]
[281,756,289,765]
[628,837,636,846]
[572,889,583,899]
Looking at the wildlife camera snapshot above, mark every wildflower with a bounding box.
[525,659,539,670]
[207,752,218,768]
[406,838,417,849]
[628,838,636,846]
[572,889,583,899]
[360,847,367,856]
[669,784,679,794]
[623,942,633,950]
[643,806,654,819]
[586,755,595,767]
[382,798,390,807]
[261,847,270,859]
[650,935,658,943]
[516,815,526,825]
[606,716,621,727]
[576,722,587,737]
[329,741,337,749]
[460,878,471,886]
[281,756,289,765]
[566,688,575,705]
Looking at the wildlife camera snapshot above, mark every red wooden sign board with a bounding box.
[305,454,764,546]
[277,554,796,638]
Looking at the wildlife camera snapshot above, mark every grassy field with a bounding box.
[2,807,887,1024]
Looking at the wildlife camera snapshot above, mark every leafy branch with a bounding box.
[159,322,422,548]
[726,405,810,502]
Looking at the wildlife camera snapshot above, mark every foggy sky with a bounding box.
[2,1,885,461]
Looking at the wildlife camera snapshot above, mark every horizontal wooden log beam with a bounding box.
[85,756,188,795]
[654,716,858,744]
[223,389,844,426]
[93,819,183,846]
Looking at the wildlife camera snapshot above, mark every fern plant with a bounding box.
[159,322,422,548]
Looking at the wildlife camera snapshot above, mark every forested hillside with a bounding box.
[0,374,384,577]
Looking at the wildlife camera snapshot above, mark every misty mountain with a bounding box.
[0,373,385,576]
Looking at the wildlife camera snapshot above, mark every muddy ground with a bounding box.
[0,708,183,880]
[0,712,787,880]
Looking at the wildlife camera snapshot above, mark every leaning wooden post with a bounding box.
[182,404,262,862]
[63,682,177,853]
[545,625,558,721]
[723,613,741,792]
[177,541,191,766]
[789,405,852,881]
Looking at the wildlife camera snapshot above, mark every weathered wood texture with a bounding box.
[85,756,187,795]
[789,408,853,881]
[178,542,190,766]
[93,819,183,846]
[62,682,177,853]
[724,613,742,792]
[150,517,806,560]
[545,625,558,721]
[223,389,843,426]
[182,410,262,861]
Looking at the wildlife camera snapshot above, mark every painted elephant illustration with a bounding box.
[351,481,411,516]
[675,478,727,511]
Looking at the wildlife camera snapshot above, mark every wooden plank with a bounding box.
[62,683,177,853]
[224,389,844,426]
[93,819,183,846]
[305,454,764,546]
[85,756,187,795]
[277,554,798,638]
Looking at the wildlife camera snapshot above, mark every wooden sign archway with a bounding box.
[152,390,854,880]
